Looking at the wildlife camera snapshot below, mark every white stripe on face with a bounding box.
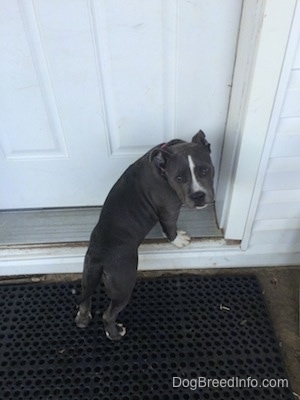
[188,155,205,193]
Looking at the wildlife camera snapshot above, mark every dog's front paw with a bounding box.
[171,230,191,248]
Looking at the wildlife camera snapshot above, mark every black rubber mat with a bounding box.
[0,276,293,399]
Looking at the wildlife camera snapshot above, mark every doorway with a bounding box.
[0,0,242,244]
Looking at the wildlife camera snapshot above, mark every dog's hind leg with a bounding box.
[75,252,102,328]
[102,259,137,341]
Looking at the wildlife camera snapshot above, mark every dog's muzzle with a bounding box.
[190,191,205,203]
[189,190,214,208]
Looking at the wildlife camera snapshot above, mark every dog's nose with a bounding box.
[190,191,206,202]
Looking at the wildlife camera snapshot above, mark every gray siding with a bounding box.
[249,37,300,256]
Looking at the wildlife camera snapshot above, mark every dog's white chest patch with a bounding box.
[188,155,202,192]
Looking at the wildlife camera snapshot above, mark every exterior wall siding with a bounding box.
[249,36,300,258]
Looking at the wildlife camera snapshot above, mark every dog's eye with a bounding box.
[175,176,183,182]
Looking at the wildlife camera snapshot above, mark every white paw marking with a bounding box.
[76,310,92,319]
[105,323,126,339]
[75,311,92,328]
[171,230,191,248]
[117,323,126,337]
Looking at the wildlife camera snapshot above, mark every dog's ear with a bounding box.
[192,130,211,153]
[149,148,173,171]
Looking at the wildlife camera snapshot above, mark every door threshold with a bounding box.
[0,207,229,276]
[0,206,222,246]
[0,236,242,277]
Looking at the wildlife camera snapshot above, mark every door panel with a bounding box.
[0,0,242,209]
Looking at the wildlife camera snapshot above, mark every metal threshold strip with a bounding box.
[0,205,222,247]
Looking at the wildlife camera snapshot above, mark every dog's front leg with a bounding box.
[159,211,191,248]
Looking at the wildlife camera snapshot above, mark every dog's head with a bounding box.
[150,130,215,209]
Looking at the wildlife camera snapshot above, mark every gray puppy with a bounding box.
[75,130,214,340]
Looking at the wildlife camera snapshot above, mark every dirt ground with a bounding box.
[1,266,299,396]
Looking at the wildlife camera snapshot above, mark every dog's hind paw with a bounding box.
[171,230,191,248]
[105,323,126,341]
[75,310,92,328]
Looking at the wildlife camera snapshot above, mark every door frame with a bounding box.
[216,0,298,244]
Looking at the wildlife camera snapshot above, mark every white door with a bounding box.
[0,0,242,209]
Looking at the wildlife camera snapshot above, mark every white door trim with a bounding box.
[1,239,299,276]
[215,0,298,242]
